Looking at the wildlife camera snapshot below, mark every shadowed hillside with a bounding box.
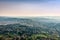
[0,17,60,40]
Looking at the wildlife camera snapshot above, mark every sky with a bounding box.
[0,0,60,17]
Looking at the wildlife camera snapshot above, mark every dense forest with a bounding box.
[0,17,60,40]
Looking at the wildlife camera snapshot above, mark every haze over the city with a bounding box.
[0,0,60,17]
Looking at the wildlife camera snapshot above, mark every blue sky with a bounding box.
[0,0,60,17]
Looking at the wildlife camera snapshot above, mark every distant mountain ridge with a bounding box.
[0,17,60,25]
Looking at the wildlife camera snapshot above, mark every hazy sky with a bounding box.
[0,0,60,17]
